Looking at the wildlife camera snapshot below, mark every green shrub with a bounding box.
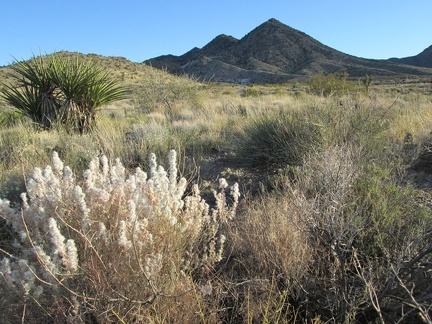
[311,96,391,154]
[241,86,261,97]
[235,111,322,171]
[135,71,199,114]
[307,71,352,97]
[0,110,29,128]
[362,74,373,92]
[354,164,430,254]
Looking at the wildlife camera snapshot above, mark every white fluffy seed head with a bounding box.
[51,151,64,175]
[168,150,178,192]
[149,153,157,178]
[219,178,228,189]
[48,218,66,258]
[65,239,79,272]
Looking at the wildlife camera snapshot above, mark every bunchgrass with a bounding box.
[235,109,322,171]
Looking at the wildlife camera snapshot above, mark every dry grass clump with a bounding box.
[0,125,101,205]
[222,145,363,322]
[221,194,312,322]
[235,109,322,171]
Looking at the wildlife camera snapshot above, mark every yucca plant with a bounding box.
[2,56,58,129]
[1,53,127,134]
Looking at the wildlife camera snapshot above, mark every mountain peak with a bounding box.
[266,18,283,25]
[255,18,296,32]
[144,19,432,83]
[201,34,238,56]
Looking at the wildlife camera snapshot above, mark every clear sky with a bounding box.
[1,0,431,67]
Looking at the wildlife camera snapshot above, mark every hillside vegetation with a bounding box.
[0,53,432,323]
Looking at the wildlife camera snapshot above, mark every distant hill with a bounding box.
[390,45,432,68]
[144,18,432,83]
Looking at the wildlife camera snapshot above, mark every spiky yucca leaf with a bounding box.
[49,55,127,133]
[9,55,53,91]
[2,56,58,129]
[86,72,127,107]
[49,55,97,101]
[1,84,57,129]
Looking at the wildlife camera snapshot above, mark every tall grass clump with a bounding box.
[0,124,103,206]
[0,150,239,322]
[0,110,30,128]
[235,110,322,171]
[311,96,390,149]
[222,194,312,323]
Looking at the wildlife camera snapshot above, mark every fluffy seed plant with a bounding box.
[0,149,240,323]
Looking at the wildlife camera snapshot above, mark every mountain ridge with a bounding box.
[390,45,432,68]
[145,18,432,83]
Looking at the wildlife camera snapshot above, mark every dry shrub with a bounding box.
[225,143,431,323]
[221,189,313,322]
[292,145,366,322]
[230,195,311,280]
[212,144,363,322]
[289,144,430,322]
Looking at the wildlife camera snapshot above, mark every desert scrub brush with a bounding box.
[0,149,239,322]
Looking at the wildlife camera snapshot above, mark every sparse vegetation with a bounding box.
[362,74,373,92]
[0,53,431,323]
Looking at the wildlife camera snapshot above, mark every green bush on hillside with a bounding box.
[136,71,199,115]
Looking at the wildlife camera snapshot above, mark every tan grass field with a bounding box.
[0,55,431,323]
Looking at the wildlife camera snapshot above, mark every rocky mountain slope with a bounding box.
[145,18,432,83]
[390,45,432,68]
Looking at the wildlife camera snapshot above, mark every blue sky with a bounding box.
[1,1,431,66]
